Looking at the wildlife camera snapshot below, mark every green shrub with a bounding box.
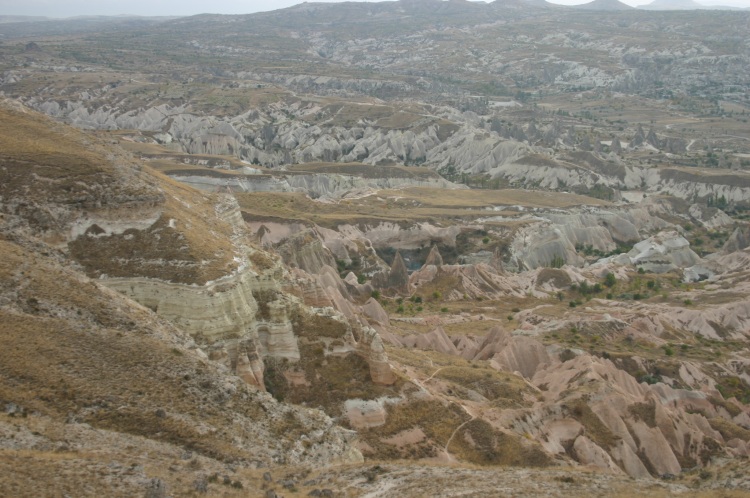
[548,255,565,268]
[604,273,617,288]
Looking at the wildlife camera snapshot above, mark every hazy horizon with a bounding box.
[1,0,749,18]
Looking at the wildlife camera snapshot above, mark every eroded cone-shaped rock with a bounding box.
[373,250,410,295]
[610,136,622,155]
[572,435,622,474]
[646,127,660,149]
[276,229,337,274]
[402,326,459,356]
[542,126,558,147]
[473,326,550,378]
[423,245,444,267]
[629,124,646,148]
[593,138,602,154]
[361,297,390,326]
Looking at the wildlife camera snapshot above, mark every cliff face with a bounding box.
[88,175,397,395]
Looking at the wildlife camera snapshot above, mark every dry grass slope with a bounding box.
[0,102,238,285]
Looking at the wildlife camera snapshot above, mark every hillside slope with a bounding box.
[0,102,362,496]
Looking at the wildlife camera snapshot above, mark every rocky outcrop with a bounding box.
[724,224,750,253]
[610,136,622,155]
[520,354,744,478]
[402,326,460,356]
[688,204,734,229]
[357,323,398,385]
[472,327,552,378]
[628,124,646,149]
[627,230,701,273]
[507,222,582,271]
[275,228,339,274]
[410,263,542,300]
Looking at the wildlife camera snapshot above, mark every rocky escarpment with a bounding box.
[21,98,750,207]
[0,234,363,479]
[246,193,709,277]
[84,193,396,392]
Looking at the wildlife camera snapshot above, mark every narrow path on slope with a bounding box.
[390,360,481,462]
[425,366,445,382]
[443,404,477,462]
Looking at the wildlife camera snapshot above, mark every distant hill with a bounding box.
[0,15,49,23]
[490,0,554,8]
[639,0,705,9]
[574,0,635,10]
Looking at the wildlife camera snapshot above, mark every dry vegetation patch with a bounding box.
[451,419,551,467]
[435,366,531,407]
[359,399,468,460]
[0,105,161,231]
[69,170,238,285]
[0,238,272,466]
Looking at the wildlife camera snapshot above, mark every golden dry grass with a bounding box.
[0,104,156,210]
[69,168,238,285]
[236,184,607,230]
[287,161,441,180]
[0,103,239,285]
[435,366,532,406]
[0,238,264,464]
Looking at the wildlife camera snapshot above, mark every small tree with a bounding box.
[604,272,617,288]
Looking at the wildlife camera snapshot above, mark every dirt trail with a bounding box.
[417,365,480,461]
